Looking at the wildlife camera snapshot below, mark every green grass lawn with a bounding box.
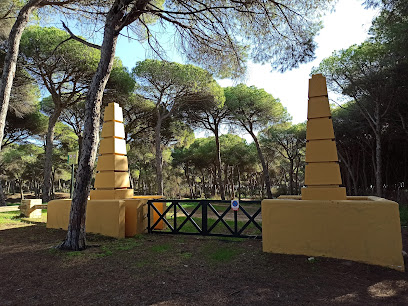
[0,210,47,229]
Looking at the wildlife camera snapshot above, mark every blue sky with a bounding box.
[113,0,378,125]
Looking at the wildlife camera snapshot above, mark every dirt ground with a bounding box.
[1,221,408,305]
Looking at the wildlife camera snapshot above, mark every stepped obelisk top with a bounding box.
[90,102,134,200]
[301,74,347,200]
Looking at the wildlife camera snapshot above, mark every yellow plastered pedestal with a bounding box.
[47,196,164,238]
[262,197,405,271]
[304,163,343,185]
[99,138,127,155]
[20,199,42,218]
[47,199,126,238]
[124,199,148,236]
[306,140,338,163]
[90,189,134,200]
[101,121,125,139]
[96,154,129,172]
[104,102,124,122]
[307,96,331,119]
[306,118,335,140]
[94,171,130,189]
[124,196,165,236]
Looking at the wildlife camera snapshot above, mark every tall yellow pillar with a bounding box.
[90,102,134,200]
[301,74,347,200]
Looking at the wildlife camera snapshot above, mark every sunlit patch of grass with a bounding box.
[95,248,113,258]
[180,252,193,259]
[151,243,170,253]
[202,244,241,263]
[65,251,84,258]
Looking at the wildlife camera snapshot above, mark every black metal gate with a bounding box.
[147,199,262,239]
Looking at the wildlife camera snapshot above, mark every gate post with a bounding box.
[147,200,151,233]
[202,201,208,235]
[234,210,238,236]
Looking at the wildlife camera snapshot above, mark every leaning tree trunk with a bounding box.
[250,131,273,198]
[154,115,164,195]
[214,126,225,200]
[59,7,122,251]
[0,180,5,206]
[0,0,43,152]
[42,109,61,202]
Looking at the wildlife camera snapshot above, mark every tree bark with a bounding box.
[214,125,225,200]
[250,131,273,198]
[0,180,5,206]
[42,109,61,202]
[375,102,382,197]
[338,151,358,195]
[19,179,24,200]
[375,130,382,197]
[289,158,294,194]
[237,167,241,201]
[154,115,164,195]
[0,0,43,152]
[59,4,122,251]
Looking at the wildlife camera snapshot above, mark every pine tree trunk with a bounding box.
[59,6,122,251]
[42,109,61,202]
[250,131,273,198]
[0,0,43,152]
[0,180,5,206]
[214,126,225,200]
[19,179,24,200]
[154,115,164,195]
[289,159,294,194]
[375,131,382,197]
[237,168,241,201]
[375,102,382,197]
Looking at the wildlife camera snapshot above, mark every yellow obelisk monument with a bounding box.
[302,74,346,200]
[90,102,134,200]
[261,74,404,271]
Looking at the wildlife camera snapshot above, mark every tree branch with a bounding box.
[61,21,101,50]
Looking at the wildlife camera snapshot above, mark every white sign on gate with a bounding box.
[231,199,239,211]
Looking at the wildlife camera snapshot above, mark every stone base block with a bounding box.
[262,196,404,271]
[47,195,165,239]
[20,199,42,218]
[47,199,125,238]
[124,199,148,237]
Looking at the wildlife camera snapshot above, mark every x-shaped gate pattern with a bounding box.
[147,200,262,239]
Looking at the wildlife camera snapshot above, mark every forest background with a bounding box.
[1,0,407,209]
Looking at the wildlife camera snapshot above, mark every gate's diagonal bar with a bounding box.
[150,201,174,231]
[240,206,262,231]
[173,201,177,232]
[207,204,234,235]
[176,202,202,233]
[237,206,262,235]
